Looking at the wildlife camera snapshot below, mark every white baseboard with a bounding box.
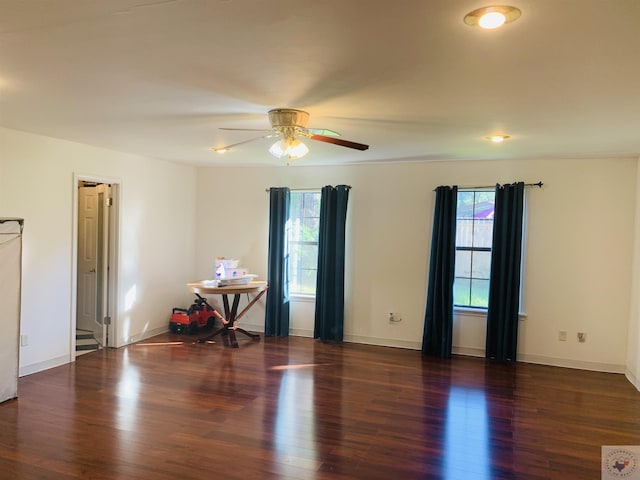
[124,326,169,345]
[247,325,423,349]
[286,331,628,374]
[625,369,640,391]
[113,325,170,348]
[343,334,421,350]
[452,346,626,373]
[453,346,485,357]
[250,328,627,374]
[19,328,627,380]
[289,328,312,338]
[19,354,69,377]
[281,328,423,350]
[516,353,625,373]
[19,326,171,377]
[240,322,265,334]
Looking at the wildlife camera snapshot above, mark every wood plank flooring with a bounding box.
[1,333,639,479]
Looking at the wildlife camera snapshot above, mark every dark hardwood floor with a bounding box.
[1,332,639,479]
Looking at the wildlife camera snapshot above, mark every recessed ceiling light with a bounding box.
[487,134,511,143]
[464,6,521,29]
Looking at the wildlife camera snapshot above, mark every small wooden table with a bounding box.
[187,280,268,348]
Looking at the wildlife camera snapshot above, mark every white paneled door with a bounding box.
[0,219,22,403]
[77,185,109,346]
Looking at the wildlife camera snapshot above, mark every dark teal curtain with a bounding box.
[486,182,525,362]
[314,185,350,342]
[265,187,290,337]
[422,186,458,358]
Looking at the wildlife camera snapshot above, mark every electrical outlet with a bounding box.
[577,332,586,343]
[389,312,402,323]
[558,330,567,341]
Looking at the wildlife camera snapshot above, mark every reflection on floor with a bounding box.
[4,333,640,479]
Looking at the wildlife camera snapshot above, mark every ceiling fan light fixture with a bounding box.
[269,137,309,160]
[268,139,287,157]
[288,140,309,159]
[212,108,367,159]
[487,134,511,143]
[464,6,521,29]
[268,109,310,129]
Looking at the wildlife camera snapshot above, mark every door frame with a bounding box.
[71,173,120,361]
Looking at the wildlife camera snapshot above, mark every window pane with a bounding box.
[299,269,317,294]
[301,217,319,241]
[289,243,301,264]
[299,244,318,270]
[475,191,495,206]
[456,219,474,248]
[470,279,490,308]
[302,192,320,217]
[473,195,495,219]
[471,251,492,279]
[288,243,300,288]
[457,192,475,219]
[473,220,493,248]
[290,218,302,241]
[454,278,471,306]
[455,250,471,278]
[290,194,302,218]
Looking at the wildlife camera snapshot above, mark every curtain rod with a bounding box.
[265,186,352,192]
[434,181,543,192]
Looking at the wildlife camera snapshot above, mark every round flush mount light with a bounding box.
[464,6,521,29]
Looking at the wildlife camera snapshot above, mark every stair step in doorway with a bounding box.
[76,330,100,356]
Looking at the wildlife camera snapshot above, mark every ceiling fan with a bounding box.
[211,108,369,160]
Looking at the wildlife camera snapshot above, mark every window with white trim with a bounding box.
[289,190,321,295]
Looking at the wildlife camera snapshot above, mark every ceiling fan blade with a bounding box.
[309,134,369,151]
[307,128,341,137]
[211,133,276,153]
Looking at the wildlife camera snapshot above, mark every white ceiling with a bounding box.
[1,0,639,167]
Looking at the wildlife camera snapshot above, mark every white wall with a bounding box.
[0,127,197,375]
[1,125,636,378]
[195,157,637,372]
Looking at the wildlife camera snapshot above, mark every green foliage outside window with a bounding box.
[289,191,321,294]
[454,190,495,309]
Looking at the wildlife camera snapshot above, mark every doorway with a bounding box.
[74,177,119,357]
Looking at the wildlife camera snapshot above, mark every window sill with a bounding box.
[290,293,316,303]
[454,307,527,320]
[454,307,487,317]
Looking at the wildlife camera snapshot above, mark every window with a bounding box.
[454,190,495,309]
[289,190,321,295]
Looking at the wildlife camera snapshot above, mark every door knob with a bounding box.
[89,268,96,273]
